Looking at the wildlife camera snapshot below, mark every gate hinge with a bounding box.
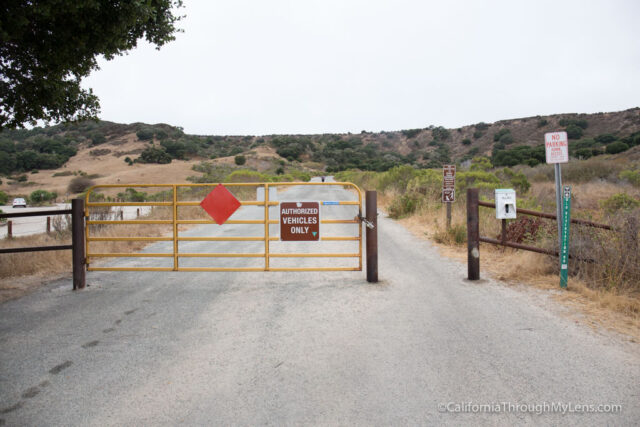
[357,214,375,229]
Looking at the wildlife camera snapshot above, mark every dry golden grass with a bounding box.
[0,233,73,301]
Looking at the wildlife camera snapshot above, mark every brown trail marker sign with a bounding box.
[442,165,456,228]
[280,202,320,241]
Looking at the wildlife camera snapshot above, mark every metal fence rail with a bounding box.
[84,182,364,273]
[467,188,614,280]
[0,200,85,289]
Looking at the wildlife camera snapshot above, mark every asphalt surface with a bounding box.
[0,204,149,239]
[1,179,639,426]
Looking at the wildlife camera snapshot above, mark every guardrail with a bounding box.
[0,199,85,289]
[466,188,615,280]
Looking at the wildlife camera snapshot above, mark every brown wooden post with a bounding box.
[446,202,452,229]
[71,199,86,290]
[47,216,51,234]
[501,219,507,245]
[366,190,378,283]
[136,208,140,218]
[7,220,12,239]
[467,188,480,280]
[120,210,124,220]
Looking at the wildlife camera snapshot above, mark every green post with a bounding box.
[560,186,572,288]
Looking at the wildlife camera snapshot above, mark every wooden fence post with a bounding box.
[72,199,86,290]
[467,188,480,280]
[7,220,12,239]
[366,191,378,283]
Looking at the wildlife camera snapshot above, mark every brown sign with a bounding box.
[443,164,456,189]
[280,202,320,241]
[442,188,455,203]
[442,165,456,202]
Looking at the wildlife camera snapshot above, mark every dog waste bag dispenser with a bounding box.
[495,189,517,219]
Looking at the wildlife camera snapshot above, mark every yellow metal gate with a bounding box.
[84,182,363,272]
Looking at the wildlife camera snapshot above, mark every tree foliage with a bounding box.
[0,1,184,128]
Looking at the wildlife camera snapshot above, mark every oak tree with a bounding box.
[0,1,184,129]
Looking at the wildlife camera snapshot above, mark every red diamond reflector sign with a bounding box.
[199,184,241,224]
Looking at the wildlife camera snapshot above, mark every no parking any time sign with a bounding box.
[544,131,569,164]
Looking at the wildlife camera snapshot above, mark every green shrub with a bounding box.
[605,141,629,154]
[565,124,583,139]
[137,147,172,164]
[493,128,510,142]
[53,171,73,177]
[619,170,640,187]
[278,169,311,182]
[117,188,147,202]
[234,155,246,166]
[600,193,640,213]
[29,189,57,204]
[502,168,531,193]
[559,118,588,129]
[456,170,501,191]
[388,193,419,218]
[275,167,284,175]
[378,165,421,192]
[574,148,593,159]
[470,156,493,171]
[473,130,483,139]
[68,176,95,193]
[89,131,106,145]
[124,156,133,165]
[160,140,186,159]
[499,134,514,144]
[406,169,442,198]
[537,118,548,127]
[461,138,471,145]
[621,132,640,147]
[560,158,621,183]
[492,145,545,167]
[0,191,8,205]
[401,129,422,139]
[595,134,617,144]
[475,122,489,131]
[136,128,155,141]
[434,224,466,245]
[225,169,272,183]
[432,126,450,141]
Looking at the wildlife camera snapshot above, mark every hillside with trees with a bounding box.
[1,108,639,192]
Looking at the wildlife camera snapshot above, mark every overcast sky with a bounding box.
[83,0,640,136]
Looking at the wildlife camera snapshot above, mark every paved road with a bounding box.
[0,204,149,239]
[1,181,639,426]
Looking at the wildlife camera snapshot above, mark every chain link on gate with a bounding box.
[84,182,365,272]
[357,214,375,229]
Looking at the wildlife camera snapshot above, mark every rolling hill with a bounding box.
[1,107,639,198]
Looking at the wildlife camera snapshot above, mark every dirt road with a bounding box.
[1,182,638,425]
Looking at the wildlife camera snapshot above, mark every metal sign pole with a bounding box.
[560,186,572,288]
[554,163,563,252]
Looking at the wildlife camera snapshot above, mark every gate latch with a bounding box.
[357,214,375,229]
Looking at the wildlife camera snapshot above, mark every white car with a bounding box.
[12,198,27,208]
